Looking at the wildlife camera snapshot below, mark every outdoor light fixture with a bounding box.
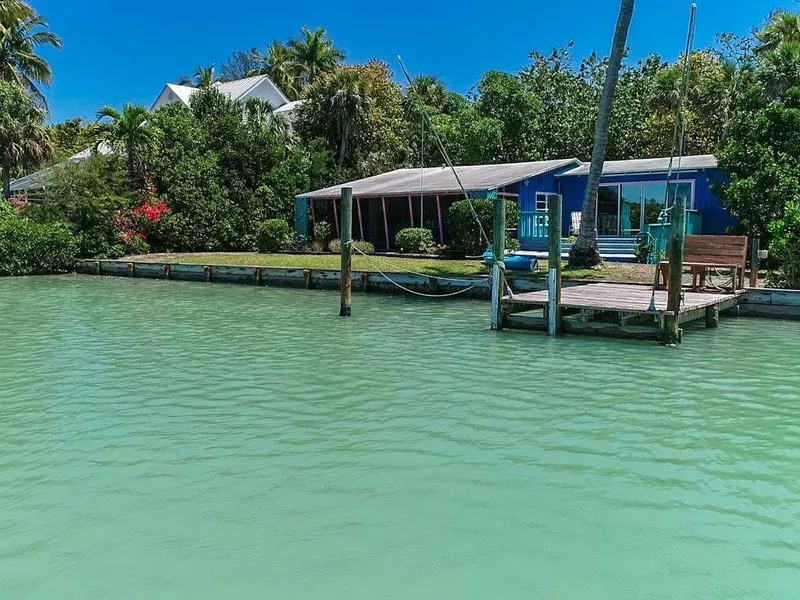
[759,249,769,260]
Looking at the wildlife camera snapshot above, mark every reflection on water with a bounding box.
[1,275,799,599]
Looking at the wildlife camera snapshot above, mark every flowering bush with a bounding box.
[112,176,171,254]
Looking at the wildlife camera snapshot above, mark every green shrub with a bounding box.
[395,228,435,253]
[313,221,332,244]
[447,199,519,255]
[257,218,293,253]
[329,239,375,254]
[633,240,653,264]
[767,202,800,289]
[505,237,521,251]
[0,216,77,276]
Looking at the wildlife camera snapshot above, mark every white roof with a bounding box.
[10,143,113,192]
[299,159,581,200]
[152,75,289,111]
[560,154,718,177]
[274,99,305,114]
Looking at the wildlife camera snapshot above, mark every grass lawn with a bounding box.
[130,252,656,284]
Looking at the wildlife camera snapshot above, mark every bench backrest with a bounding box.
[684,235,747,267]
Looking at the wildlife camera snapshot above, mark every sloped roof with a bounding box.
[155,75,290,111]
[560,154,718,177]
[273,99,306,115]
[10,143,113,192]
[298,159,581,200]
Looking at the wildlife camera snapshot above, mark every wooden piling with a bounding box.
[547,194,563,336]
[490,196,506,330]
[749,238,760,288]
[339,187,353,317]
[705,304,720,329]
[163,264,171,280]
[664,195,687,345]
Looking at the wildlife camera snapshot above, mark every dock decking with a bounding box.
[501,283,742,341]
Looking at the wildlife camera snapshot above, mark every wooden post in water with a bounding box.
[664,195,687,345]
[548,195,562,336]
[749,238,760,288]
[339,187,353,317]
[490,196,506,330]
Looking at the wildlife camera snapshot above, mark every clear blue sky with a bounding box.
[35,0,795,124]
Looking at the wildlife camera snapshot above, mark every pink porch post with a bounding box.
[436,195,444,244]
[381,196,390,250]
[309,199,316,224]
[356,197,364,240]
[333,198,340,238]
[408,195,414,228]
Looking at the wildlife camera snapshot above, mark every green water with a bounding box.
[1,275,800,599]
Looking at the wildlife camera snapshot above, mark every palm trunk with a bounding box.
[568,0,635,269]
[337,125,348,167]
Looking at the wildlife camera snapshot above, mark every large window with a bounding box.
[597,180,694,236]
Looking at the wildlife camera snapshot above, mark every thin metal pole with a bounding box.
[408,195,414,228]
[339,187,353,317]
[664,195,687,344]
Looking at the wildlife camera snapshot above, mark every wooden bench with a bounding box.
[659,235,748,291]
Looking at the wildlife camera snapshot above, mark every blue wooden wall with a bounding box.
[556,168,738,236]
[518,169,563,212]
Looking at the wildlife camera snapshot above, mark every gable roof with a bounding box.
[151,74,290,111]
[298,159,582,200]
[560,154,718,177]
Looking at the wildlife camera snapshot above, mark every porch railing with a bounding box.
[519,211,549,240]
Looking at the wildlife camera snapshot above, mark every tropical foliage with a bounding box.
[0,78,51,198]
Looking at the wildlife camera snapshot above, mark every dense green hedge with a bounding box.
[395,228,435,253]
[0,212,77,276]
[256,218,293,253]
[447,199,520,255]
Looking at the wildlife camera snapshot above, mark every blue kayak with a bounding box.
[483,251,540,273]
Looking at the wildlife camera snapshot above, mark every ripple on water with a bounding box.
[1,275,799,599]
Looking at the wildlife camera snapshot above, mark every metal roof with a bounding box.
[10,143,113,192]
[559,154,718,177]
[298,159,581,200]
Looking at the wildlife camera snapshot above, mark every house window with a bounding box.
[535,192,549,212]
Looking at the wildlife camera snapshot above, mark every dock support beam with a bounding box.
[339,187,353,317]
[749,238,760,288]
[705,305,719,329]
[548,195,562,336]
[664,195,687,345]
[490,196,506,330]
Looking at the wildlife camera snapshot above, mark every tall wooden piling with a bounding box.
[749,238,760,288]
[490,196,506,330]
[339,187,353,317]
[664,195,687,345]
[547,195,562,336]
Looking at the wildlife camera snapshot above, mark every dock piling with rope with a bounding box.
[339,187,353,317]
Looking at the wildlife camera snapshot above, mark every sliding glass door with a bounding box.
[597,186,619,235]
[597,181,694,236]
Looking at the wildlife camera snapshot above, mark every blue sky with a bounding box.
[36,0,795,123]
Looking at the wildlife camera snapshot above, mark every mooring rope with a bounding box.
[352,247,487,284]
[348,244,483,298]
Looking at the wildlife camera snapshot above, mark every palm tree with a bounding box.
[755,10,800,54]
[94,104,157,188]
[179,65,217,88]
[324,69,369,167]
[0,0,32,35]
[249,41,300,100]
[0,79,52,198]
[0,8,62,106]
[410,75,447,110]
[288,27,344,89]
[568,0,635,269]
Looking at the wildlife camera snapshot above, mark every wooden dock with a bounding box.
[500,283,743,341]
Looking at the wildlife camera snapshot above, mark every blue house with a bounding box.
[295,159,580,250]
[295,154,737,256]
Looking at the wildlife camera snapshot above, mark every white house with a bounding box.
[11,74,304,194]
[151,74,291,112]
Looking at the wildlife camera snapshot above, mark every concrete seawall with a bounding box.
[76,259,800,318]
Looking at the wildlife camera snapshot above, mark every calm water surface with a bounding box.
[1,275,800,599]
